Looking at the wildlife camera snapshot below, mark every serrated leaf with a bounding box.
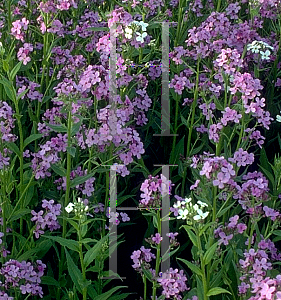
[45,123,67,133]
[84,234,109,268]
[6,142,20,158]
[65,248,83,294]
[9,208,31,222]
[71,117,83,136]
[51,163,67,177]
[70,172,95,188]
[177,258,203,277]
[203,242,218,265]
[41,276,60,287]
[206,287,231,296]
[141,265,154,283]
[9,61,22,81]
[42,236,79,252]
[67,146,76,157]
[23,134,43,148]
[182,226,198,247]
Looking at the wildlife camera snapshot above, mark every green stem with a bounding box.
[247,220,255,251]
[14,103,24,235]
[78,220,87,300]
[182,58,200,197]
[58,109,72,298]
[143,275,147,300]
[196,229,208,300]
[152,211,161,300]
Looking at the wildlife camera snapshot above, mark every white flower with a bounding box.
[197,200,208,207]
[184,197,192,204]
[136,32,147,43]
[260,50,271,60]
[125,27,133,39]
[193,209,209,221]
[65,203,75,213]
[193,204,199,211]
[138,21,149,31]
[276,112,281,122]
[177,208,189,220]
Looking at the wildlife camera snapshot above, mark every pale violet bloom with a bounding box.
[65,203,75,213]
[194,209,209,221]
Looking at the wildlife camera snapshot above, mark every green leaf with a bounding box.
[23,134,43,148]
[89,27,109,31]
[94,286,127,300]
[42,236,79,252]
[41,276,60,287]
[71,116,83,136]
[161,246,179,263]
[6,142,20,158]
[45,123,67,133]
[9,61,22,81]
[70,172,95,188]
[217,202,235,218]
[51,163,67,177]
[84,234,109,268]
[67,146,76,157]
[203,242,218,265]
[141,265,154,283]
[169,136,185,165]
[177,258,203,277]
[181,226,198,247]
[206,287,231,296]
[108,293,132,300]
[65,249,83,294]
[9,208,31,222]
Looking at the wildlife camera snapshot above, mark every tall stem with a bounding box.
[152,211,161,300]
[196,230,208,300]
[58,109,72,298]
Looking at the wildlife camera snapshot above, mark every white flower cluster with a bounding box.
[247,40,274,60]
[173,198,209,223]
[124,21,149,43]
[65,198,89,218]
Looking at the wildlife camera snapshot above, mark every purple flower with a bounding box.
[158,268,189,299]
[218,232,233,245]
[152,233,162,244]
[263,206,280,221]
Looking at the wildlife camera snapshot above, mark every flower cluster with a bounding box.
[157,268,189,300]
[198,155,236,189]
[65,198,89,219]
[131,246,156,272]
[247,40,274,60]
[228,148,254,167]
[11,17,29,42]
[105,207,130,228]
[214,215,247,246]
[54,167,95,197]
[173,197,209,224]
[139,174,174,208]
[238,240,281,298]
[31,200,61,238]
[0,259,46,298]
